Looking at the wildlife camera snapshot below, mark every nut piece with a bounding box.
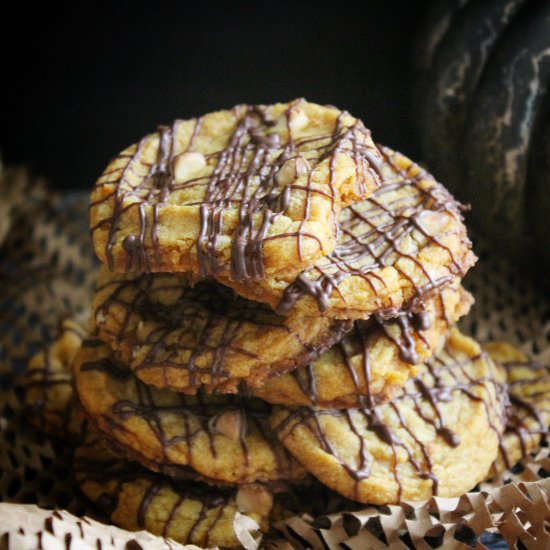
[173,151,206,182]
[236,484,274,516]
[275,155,311,186]
[208,408,245,441]
[289,108,309,132]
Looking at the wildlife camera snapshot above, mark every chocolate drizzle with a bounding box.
[256,285,465,409]
[92,123,179,272]
[276,146,474,315]
[76,340,307,485]
[91,100,381,279]
[374,305,430,365]
[74,436,237,545]
[93,271,349,392]
[272,332,507,502]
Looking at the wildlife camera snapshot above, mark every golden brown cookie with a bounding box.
[253,281,472,408]
[24,319,87,438]
[73,340,308,485]
[91,269,350,394]
[75,433,269,549]
[270,329,507,504]
[90,99,383,282]
[220,146,476,319]
[484,342,550,476]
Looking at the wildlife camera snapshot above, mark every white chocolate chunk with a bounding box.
[173,151,206,182]
[276,155,311,186]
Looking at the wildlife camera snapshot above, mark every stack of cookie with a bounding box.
[50,100,531,547]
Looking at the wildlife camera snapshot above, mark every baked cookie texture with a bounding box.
[74,434,269,549]
[90,99,384,281]
[253,280,472,407]
[91,268,351,394]
[73,340,308,485]
[484,342,550,477]
[24,319,87,438]
[270,330,508,504]
[220,146,476,319]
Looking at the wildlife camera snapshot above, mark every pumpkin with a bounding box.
[414,0,550,269]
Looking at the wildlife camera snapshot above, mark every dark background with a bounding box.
[2,0,428,190]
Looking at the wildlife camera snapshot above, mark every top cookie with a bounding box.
[90,99,383,280]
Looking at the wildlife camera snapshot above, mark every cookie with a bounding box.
[484,342,550,476]
[24,319,87,438]
[220,146,476,319]
[92,268,350,394]
[73,340,308,485]
[75,433,270,549]
[270,329,507,504]
[253,281,472,408]
[90,99,383,281]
